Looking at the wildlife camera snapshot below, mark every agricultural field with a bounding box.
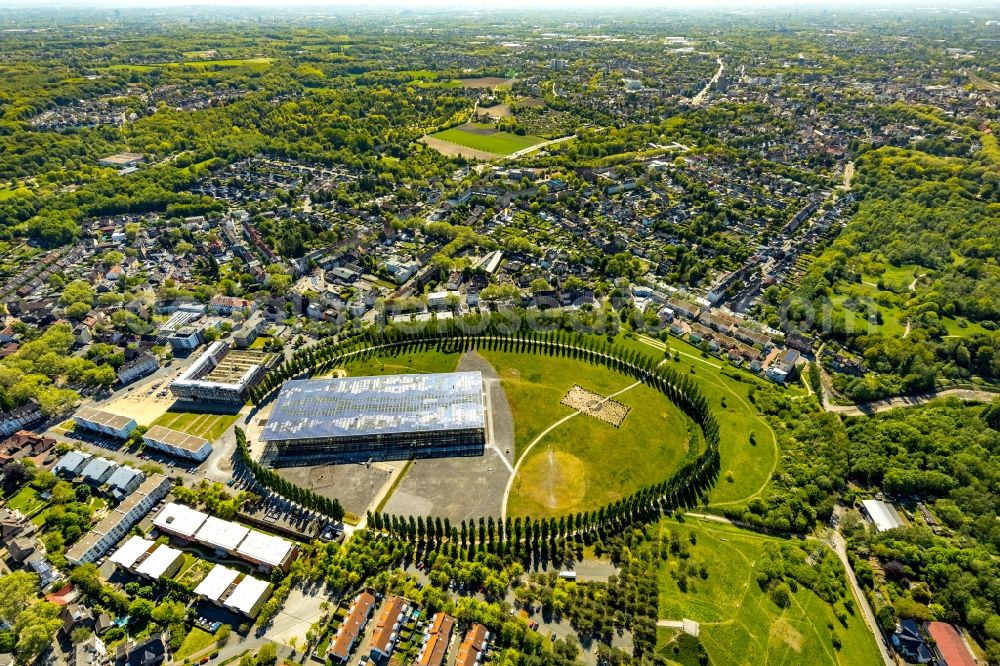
[427,123,546,157]
[151,410,240,441]
[654,517,882,666]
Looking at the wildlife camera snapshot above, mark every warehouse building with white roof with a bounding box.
[235,529,297,572]
[142,425,213,462]
[153,502,210,540]
[195,516,251,553]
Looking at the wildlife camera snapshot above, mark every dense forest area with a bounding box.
[789,139,1000,401]
[843,399,1000,661]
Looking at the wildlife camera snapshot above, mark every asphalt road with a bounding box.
[831,506,894,666]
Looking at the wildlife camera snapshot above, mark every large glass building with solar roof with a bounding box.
[260,371,486,466]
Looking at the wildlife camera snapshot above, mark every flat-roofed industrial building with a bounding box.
[195,516,251,553]
[261,372,486,466]
[142,425,212,462]
[193,564,240,604]
[134,543,184,580]
[108,536,156,571]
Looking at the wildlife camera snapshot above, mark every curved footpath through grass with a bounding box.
[500,378,643,521]
[653,517,883,666]
[631,333,780,506]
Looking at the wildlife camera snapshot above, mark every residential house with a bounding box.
[62,604,96,634]
[369,595,408,664]
[456,624,490,666]
[66,474,172,565]
[329,591,377,664]
[114,632,169,666]
[416,612,455,666]
[0,400,44,437]
[925,622,976,666]
[72,635,108,666]
[80,457,118,486]
[106,466,145,500]
[892,619,932,664]
[54,450,93,477]
[7,536,38,563]
[0,508,36,541]
[117,354,158,385]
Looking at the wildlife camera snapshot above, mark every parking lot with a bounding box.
[277,461,392,519]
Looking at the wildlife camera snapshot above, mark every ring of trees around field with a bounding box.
[236,326,722,550]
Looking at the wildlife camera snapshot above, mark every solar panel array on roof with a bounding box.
[262,372,485,442]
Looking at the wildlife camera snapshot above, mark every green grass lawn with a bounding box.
[336,347,463,377]
[479,349,642,459]
[176,557,215,588]
[829,293,908,338]
[173,627,216,660]
[248,336,270,350]
[108,58,271,73]
[6,486,44,513]
[654,517,881,666]
[506,381,698,518]
[0,186,30,201]
[617,333,781,507]
[151,410,240,441]
[431,125,545,155]
[940,317,991,336]
[477,349,694,518]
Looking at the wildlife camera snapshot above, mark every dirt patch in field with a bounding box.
[459,77,514,89]
[419,135,499,161]
[515,97,547,109]
[475,104,511,120]
[515,448,587,511]
[771,618,804,652]
[561,384,631,427]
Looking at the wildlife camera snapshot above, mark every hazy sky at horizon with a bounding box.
[0,0,988,9]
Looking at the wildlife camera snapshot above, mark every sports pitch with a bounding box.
[428,123,546,156]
